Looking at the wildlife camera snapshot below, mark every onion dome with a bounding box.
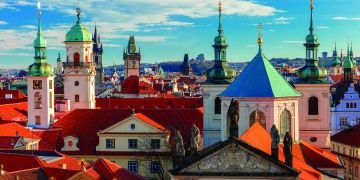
[65,7,92,42]
[28,63,54,76]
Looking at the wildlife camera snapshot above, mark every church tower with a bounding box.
[295,0,331,149]
[56,52,63,75]
[63,5,96,110]
[123,36,141,79]
[93,24,104,85]
[203,0,236,147]
[343,44,355,82]
[27,0,55,128]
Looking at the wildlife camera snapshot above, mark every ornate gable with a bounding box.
[171,139,299,178]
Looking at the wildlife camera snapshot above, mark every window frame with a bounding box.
[151,139,161,149]
[308,96,319,115]
[128,139,138,149]
[150,161,161,173]
[105,139,115,149]
[128,161,138,173]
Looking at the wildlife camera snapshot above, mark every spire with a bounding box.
[37,0,42,39]
[350,42,354,58]
[257,22,263,52]
[309,0,314,35]
[57,52,62,62]
[217,0,223,35]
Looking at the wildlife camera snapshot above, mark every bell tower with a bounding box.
[63,4,96,110]
[27,0,55,128]
[123,36,141,79]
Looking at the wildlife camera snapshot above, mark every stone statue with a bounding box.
[283,132,293,167]
[190,124,202,154]
[270,125,280,160]
[227,99,239,138]
[174,130,185,159]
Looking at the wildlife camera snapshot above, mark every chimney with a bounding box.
[59,163,67,169]
[15,131,19,137]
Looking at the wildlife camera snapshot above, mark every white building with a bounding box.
[63,7,96,110]
[331,83,360,134]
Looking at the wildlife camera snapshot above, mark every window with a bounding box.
[214,97,221,114]
[128,161,138,173]
[350,149,353,156]
[346,103,350,108]
[151,161,161,173]
[249,110,266,129]
[343,147,346,154]
[106,139,115,149]
[75,95,80,102]
[128,139,138,149]
[308,97,318,115]
[337,145,340,152]
[333,144,335,151]
[357,118,360,125]
[5,94,12,99]
[340,117,348,129]
[75,81,79,86]
[355,165,359,177]
[350,163,353,174]
[34,92,42,109]
[280,110,291,140]
[49,92,53,108]
[49,80,53,89]
[151,139,161,149]
[35,116,41,125]
[74,52,80,65]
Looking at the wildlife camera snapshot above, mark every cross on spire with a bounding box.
[37,0,41,16]
[76,0,81,22]
[310,0,314,10]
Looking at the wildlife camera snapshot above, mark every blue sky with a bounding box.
[0,0,360,69]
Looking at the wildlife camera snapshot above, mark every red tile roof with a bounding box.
[0,90,27,105]
[0,122,40,139]
[0,153,43,172]
[43,167,80,180]
[0,102,28,124]
[121,75,158,94]
[240,123,343,180]
[96,97,203,109]
[133,113,167,132]
[51,108,203,155]
[0,136,22,149]
[331,125,360,147]
[92,158,146,180]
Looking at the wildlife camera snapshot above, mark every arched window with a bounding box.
[74,52,80,65]
[34,92,42,109]
[249,110,266,128]
[85,55,89,62]
[214,97,221,114]
[308,96,318,115]
[346,103,350,108]
[280,110,291,140]
[350,103,354,108]
[355,103,357,108]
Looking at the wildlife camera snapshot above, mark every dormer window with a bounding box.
[61,136,79,151]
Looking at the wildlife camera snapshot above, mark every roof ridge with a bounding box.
[94,158,118,179]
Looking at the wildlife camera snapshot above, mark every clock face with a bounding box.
[33,80,42,89]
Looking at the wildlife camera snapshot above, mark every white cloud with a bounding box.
[274,16,294,24]
[333,17,360,21]
[0,52,33,57]
[20,25,37,29]
[268,29,276,32]
[282,40,304,44]
[317,26,329,29]
[0,21,8,25]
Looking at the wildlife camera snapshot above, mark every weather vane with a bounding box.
[257,22,263,45]
[310,0,314,10]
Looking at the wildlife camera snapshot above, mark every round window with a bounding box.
[310,137,317,142]
[130,124,136,129]
[75,81,79,86]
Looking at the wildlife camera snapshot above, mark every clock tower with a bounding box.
[123,36,141,79]
[63,5,96,110]
[27,0,55,128]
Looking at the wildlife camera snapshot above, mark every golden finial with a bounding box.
[37,0,41,16]
[257,22,263,46]
[310,0,314,10]
[218,0,222,13]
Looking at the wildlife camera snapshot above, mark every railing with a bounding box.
[63,62,96,68]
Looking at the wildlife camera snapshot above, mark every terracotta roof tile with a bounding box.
[331,124,360,147]
[0,102,28,124]
[92,158,146,180]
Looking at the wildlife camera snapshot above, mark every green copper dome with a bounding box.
[33,34,47,47]
[206,64,236,84]
[343,57,354,69]
[65,21,92,42]
[28,62,54,76]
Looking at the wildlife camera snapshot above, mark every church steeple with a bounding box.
[332,42,341,66]
[205,0,236,84]
[296,0,328,84]
[29,0,53,77]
